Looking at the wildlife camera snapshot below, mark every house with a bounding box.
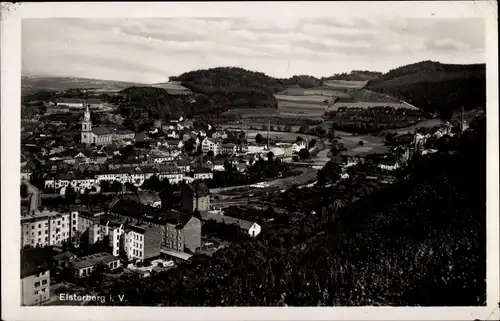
[125,224,163,262]
[204,213,262,237]
[213,131,228,140]
[182,182,211,213]
[235,163,248,173]
[213,158,226,171]
[53,251,77,268]
[193,167,214,180]
[378,158,401,171]
[292,141,307,153]
[166,130,180,139]
[21,247,52,306]
[165,139,184,150]
[201,138,220,155]
[85,98,103,109]
[110,199,202,253]
[138,190,162,208]
[220,143,237,155]
[21,210,78,248]
[57,98,84,108]
[176,159,192,173]
[70,252,121,278]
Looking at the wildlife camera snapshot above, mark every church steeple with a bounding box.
[84,105,91,122]
[81,106,92,144]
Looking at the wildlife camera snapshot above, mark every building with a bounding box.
[193,168,214,180]
[57,98,84,108]
[292,141,307,153]
[70,252,121,278]
[111,200,201,253]
[86,99,103,109]
[21,247,52,306]
[212,158,227,171]
[81,107,135,146]
[125,224,162,261]
[165,139,184,150]
[220,143,236,155]
[21,210,77,248]
[201,138,220,155]
[182,182,210,213]
[203,213,262,237]
[138,190,162,208]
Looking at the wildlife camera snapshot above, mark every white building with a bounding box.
[201,138,220,155]
[21,210,78,248]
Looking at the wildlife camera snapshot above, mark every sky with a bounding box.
[21,17,485,84]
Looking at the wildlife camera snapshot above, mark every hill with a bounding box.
[366,61,486,118]
[21,76,144,96]
[169,67,285,110]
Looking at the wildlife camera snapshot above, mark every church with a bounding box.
[81,107,135,145]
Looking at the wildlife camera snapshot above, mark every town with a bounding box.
[20,85,475,306]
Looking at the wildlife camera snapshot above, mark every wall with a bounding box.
[143,227,162,260]
[21,270,50,306]
[182,217,202,252]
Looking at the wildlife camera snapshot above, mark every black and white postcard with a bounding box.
[1,1,499,321]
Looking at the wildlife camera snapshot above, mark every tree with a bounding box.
[142,175,162,192]
[296,136,304,143]
[159,179,174,209]
[110,181,123,194]
[255,133,264,144]
[298,148,310,160]
[266,151,274,163]
[298,125,309,134]
[358,140,364,146]
[100,180,110,193]
[21,183,29,198]
[283,125,292,132]
[184,138,196,153]
[308,139,317,149]
[125,182,138,193]
[206,150,215,157]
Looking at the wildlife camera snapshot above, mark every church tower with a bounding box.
[81,105,92,144]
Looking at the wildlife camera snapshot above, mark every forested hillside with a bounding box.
[100,114,486,307]
[170,67,284,110]
[367,61,486,118]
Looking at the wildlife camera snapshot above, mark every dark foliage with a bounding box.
[367,61,486,118]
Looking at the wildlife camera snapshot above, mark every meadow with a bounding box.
[323,79,368,89]
[329,101,418,111]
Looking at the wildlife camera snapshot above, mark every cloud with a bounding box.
[22,17,485,83]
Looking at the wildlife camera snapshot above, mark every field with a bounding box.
[379,118,445,135]
[328,101,416,111]
[150,81,192,95]
[274,94,332,103]
[303,88,351,98]
[323,80,368,89]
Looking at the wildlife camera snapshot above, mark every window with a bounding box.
[73,227,76,231]
[38,231,41,236]
[31,226,34,230]
[38,224,41,228]
[42,280,47,285]
[45,230,48,234]
[34,290,39,295]
[45,237,48,241]
[73,220,76,225]
[34,281,40,287]
[57,221,61,226]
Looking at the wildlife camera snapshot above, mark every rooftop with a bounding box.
[71,252,119,269]
[21,247,53,278]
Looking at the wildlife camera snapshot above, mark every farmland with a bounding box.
[328,101,416,111]
[323,79,368,89]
